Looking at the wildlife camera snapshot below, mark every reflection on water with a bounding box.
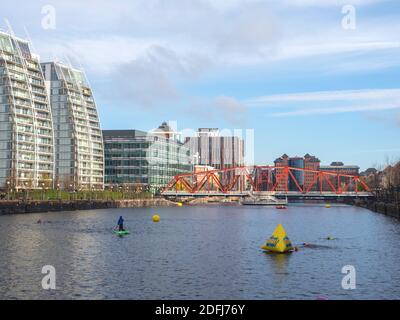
[264,252,292,275]
[1,204,400,299]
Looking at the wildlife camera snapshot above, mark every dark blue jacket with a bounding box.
[117,216,124,226]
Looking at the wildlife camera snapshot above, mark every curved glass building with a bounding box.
[41,62,104,190]
[0,31,54,190]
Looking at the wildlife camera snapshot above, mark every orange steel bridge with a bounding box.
[161,165,372,198]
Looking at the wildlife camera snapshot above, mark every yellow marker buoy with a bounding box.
[177,202,183,207]
[325,204,331,208]
[261,224,293,253]
[152,214,160,222]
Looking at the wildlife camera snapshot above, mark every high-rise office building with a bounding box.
[41,62,104,190]
[184,128,244,169]
[0,31,54,190]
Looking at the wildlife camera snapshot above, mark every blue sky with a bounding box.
[1,0,399,169]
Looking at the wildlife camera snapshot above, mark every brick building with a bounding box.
[320,162,360,192]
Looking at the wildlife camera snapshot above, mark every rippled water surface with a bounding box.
[1,204,400,299]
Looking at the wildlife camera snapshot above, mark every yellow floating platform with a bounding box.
[261,224,293,253]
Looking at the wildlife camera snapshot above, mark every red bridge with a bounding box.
[161,165,372,199]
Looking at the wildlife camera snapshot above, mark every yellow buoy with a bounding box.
[177,202,183,207]
[261,224,293,253]
[325,204,331,208]
[152,214,160,222]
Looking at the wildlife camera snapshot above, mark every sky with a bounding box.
[1,0,399,170]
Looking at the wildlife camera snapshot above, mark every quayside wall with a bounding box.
[353,199,400,219]
[0,198,176,215]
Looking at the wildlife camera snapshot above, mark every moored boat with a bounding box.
[240,193,288,206]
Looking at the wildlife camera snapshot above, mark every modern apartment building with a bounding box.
[184,128,245,169]
[103,123,192,193]
[0,31,54,190]
[41,62,104,190]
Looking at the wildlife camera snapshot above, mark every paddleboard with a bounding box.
[114,230,130,236]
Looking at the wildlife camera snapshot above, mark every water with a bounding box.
[1,204,400,300]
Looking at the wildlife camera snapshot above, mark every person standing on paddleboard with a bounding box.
[117,216,125,231]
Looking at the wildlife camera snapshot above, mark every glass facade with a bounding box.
[288,157,304,191]
[103,130,192,193]
[41,62,104,190]
[0,31,54,190]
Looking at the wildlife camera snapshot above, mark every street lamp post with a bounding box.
[57,183,60,200]
[6,180,10,201]
[69,184,73,200]
[24,182,28,201]
[41,182,45,200]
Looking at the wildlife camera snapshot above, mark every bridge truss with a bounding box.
[161,165,371,196]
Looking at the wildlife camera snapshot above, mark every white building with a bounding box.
[41,62,104,190]
[0,31,54,190]
[184,128,244,169]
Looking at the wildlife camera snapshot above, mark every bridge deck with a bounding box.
[162,191,373,198]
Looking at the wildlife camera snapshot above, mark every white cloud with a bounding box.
[215,95,247,124]
[23,0,400,73]
[246,89,400,106]
[208,0,384,9]
[244,88,400,117]
[280,0,386,7]
[103,44,211,107]
[271,103,400,117]
[5,0,400,111]
[273,41,400,62]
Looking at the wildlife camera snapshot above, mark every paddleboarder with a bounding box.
[117,216,125,231]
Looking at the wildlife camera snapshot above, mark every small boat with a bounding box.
[276,205,287,209]
[241,193,288,206]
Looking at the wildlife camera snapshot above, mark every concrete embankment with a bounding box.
[0,198,176,215]
[354,199,400,219]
